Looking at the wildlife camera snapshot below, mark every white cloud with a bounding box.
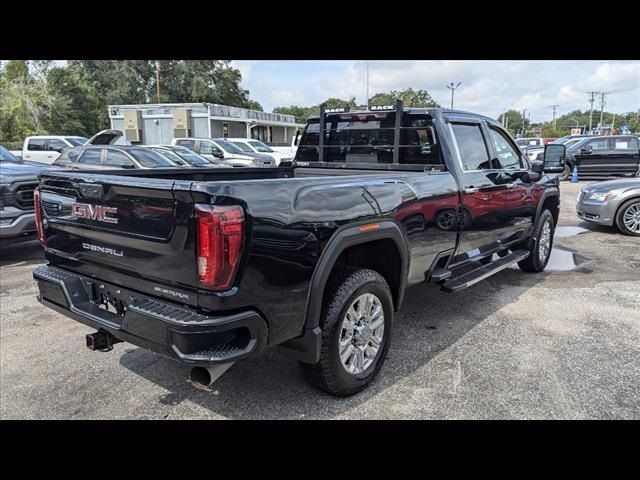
[237,60,640,123]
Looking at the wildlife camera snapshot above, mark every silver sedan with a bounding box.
[576,178,640,236]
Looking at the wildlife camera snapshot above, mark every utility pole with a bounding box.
[550,104,559,131]
[505,114,509,131]
[599,92,606,129]
[366,60,370,108]
[501,108,506,126]
[155,61,161,103]
[587,91,598,133]
[446,82,462,109]
[521,109,527,136]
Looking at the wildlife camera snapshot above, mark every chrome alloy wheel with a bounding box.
[623,202,640,233]
[338,293,385,375]
[538,219,552,262]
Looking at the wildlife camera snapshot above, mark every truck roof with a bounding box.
[307,107,497,124]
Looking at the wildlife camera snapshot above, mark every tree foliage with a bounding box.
[368,88,440,108]
[273,89,440,123]
[0,60,261,146]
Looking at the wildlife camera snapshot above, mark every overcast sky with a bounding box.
[231,60,640,123]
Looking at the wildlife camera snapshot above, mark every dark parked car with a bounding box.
[144,145,228,168]
[564,135,640,180]
[1,145,58,239]
[52,130,179,170]
[32,104,566,396]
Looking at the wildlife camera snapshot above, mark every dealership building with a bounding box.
[107,102,304,146]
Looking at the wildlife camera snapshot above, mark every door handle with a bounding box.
[506,183,515,188]
[464,187,479,194]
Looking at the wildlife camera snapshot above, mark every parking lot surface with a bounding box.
[1,181,639,419]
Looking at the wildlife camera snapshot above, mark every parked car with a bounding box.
[32,105,566,396]
[566,135,640,180]
[170,137,275,167]
[52,130,178,170]
[226,138,293,166]
[144,145,228,168]
[0,145,58,239]
[19,135,89,164]
[516,137,546,149]
[576,178,640,236]
[524,135,590,163]
[270,130,301,157]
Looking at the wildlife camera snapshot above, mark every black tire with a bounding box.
[299,268,394,396]
[615,198,640,236]
[517,209,555,272]
[559,162,571,181]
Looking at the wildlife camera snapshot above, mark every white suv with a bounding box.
[226,138,293,166]
[21,135,88,164]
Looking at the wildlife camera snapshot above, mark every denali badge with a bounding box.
[82,243,124,257]
[72,203,118,224]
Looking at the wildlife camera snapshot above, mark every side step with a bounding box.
[441,250,529,293]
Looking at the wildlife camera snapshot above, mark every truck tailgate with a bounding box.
[38,171,199,306]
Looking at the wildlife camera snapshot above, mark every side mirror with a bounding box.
[121,163,135,169]
[531,159,544,173]
[580,145,593,155]
[542,144,566,174]
[212,150,224,158]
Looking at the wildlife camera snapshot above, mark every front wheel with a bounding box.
[299,268,393,396]
[615,198,640,236]
[517,209,555,272]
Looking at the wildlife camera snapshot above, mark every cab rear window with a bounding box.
[297,113,444,168]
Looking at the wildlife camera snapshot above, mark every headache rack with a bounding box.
[300,99,442,172]
[318,99,404,165]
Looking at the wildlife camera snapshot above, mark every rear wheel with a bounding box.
[615,198,640,236]
[299,268,393,396]
[517,209,555,272]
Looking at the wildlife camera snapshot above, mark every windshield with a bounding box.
[66,137,88,147]
[230,141,254,153]
[151,149,187,166]
[0,145,19,162]
[215,139,245,154]
[173,149,211,166]
[563,138,583,149]
[248,140,274,153]
[128,148,176,167]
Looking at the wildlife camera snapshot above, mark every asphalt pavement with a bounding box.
[1,180,639,419]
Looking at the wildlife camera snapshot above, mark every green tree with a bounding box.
[497,110,529,136]
[4,60,29,81]
[273,97,358,123]
[369,88,440,108]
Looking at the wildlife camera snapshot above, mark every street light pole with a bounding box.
[446,82,462,109]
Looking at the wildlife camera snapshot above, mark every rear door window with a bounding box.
[78,149,103,165]
[106,149,135,168]
[451,123,492,170]
[612,137,638,151]
[27,139,47,151]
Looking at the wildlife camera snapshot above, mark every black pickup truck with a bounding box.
[33,102,567,396]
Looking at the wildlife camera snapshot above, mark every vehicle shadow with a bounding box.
[0,236,45,268]
[576,220,620,236]
[119,266,550,419]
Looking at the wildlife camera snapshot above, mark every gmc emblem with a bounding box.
[71,203,118,224]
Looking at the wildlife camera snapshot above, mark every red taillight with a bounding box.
[33,188,46,247]
[195,205,245,291]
